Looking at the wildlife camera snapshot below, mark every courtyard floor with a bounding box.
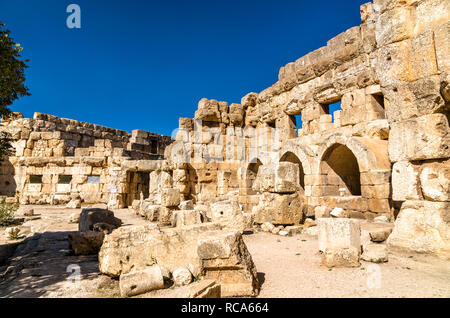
[0,206,449,298]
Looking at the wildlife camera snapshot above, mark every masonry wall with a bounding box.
[0,112,173,207]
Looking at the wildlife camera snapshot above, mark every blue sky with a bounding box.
[0,0,366,136]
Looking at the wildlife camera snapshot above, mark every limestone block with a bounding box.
[197,230,259,297]
[375,6,415,47]
[172,210,203,227]
[173,267,193,286]
[322,247,360,268]
[210,200,253,232]
[383,76,445,122]
[253,162,300,194]
[229,103,244,126]
[434,21,450,72]
[376,30,438,87]
[149,171,173,193]
[388,114,450,162]
[241,92,258,109]
[119,266,164,297]
[318,218,361,252]
[387,200,450,259]
[361,243,388,263]
[79,208,122,232]
[254,192,303,225]
[161,188,181,207]
[99,223,222,277]
[194,98,222,122]
[420,162,450,202]
[416,0,450,39]
[391,161,421,201]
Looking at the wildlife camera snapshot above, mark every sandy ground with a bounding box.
[244,232,450,298]
[1,206,449,298]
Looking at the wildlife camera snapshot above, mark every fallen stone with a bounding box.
[361,244,388,263]
[387,200,450,259]
[369,228,393,242]
[173,267,193,286]
[66,199,81,209]
[184,279,221,298]
[322,247,360,268]
[119,266,164,297]
[279,230,289,236]
[197,230,259,297]
[271,227,281,235]
[93,222,116,234]
[330,207,346,218]
[79,208,122,232]
[68,231,105,255]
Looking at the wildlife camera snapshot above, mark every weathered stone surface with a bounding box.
[419,162,450,202]
[99,223,221,277]
[253,162,300,194]
[68,231,105,255]
[261,222,275,232]
[322,247,360,268]
[66,199,81,209]
[119,266,164,297]
[197,230,259,297]
[22,208,34,216]
[392,161,421,201]
[69,212,80,224]
[361,243,388,263]
[388,114,450,162]
[318,218,361,252]
[254,192,303,225]
[369,228,393,242]
[173,267,193,286]
[210,200,253,232]
[79,209,122,232]
[387,200,450,259]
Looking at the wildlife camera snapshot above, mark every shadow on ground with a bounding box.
[0,230,100,298]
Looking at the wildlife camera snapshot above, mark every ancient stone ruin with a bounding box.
[0,0,449,298]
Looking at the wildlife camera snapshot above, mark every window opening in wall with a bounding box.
[58,175,72,184]
[29,175,43,184]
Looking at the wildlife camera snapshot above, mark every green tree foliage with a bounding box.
[0,21,30,158]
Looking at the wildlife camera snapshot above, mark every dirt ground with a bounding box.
[0,206,449,298]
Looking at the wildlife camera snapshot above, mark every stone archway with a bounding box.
[320,143,361,196]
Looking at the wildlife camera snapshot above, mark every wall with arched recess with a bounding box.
[311,135,391,217]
